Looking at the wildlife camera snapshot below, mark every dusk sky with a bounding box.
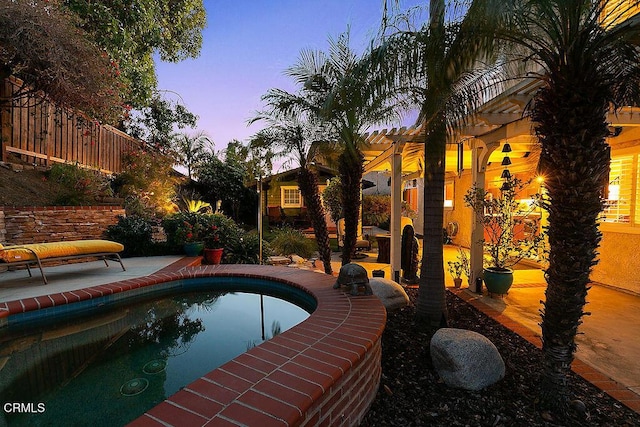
[154,0,422,171]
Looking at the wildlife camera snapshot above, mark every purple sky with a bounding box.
[154,0,422,171]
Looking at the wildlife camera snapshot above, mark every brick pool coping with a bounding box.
[0,264,387,426]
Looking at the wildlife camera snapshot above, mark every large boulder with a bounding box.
[430,328,505,391]
[368,277,409,312]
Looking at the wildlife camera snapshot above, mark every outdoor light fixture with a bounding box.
[501,169,511,179]
[502,142,512,153]
[501,156,512,166]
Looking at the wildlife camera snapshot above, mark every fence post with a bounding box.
[0,78,11,163]
[45,103,55,166]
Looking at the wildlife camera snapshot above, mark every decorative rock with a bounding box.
[430,328,505,391]
[334,263,372,295]
[368,277,409,312]
[290,255,305,264]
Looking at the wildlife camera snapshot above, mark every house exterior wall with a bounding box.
[594,230,640,294]
[363,171,391,195]
[445,140,640,295]
[445,172,474,247]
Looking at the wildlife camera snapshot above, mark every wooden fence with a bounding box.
[0,76,141,174]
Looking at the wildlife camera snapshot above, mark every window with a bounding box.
[602,154,637,225]
[444,181,454,208]
[281,186,302,208]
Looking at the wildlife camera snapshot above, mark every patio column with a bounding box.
[470,138,499,287]
[390,146,403,282]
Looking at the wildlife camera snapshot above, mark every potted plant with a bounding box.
[447,247,470,288]
[176,220,205,256]
[203,225,224,264]
[464,176,545,295]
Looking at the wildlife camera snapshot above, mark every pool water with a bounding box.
[0,289,310,426]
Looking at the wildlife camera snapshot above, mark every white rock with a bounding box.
[368,277,409,312]
[430,328,505,391]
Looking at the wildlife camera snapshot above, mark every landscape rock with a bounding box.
[368,277,409,312]
[430,328,505,391]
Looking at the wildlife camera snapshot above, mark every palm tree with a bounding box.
[173,131,212,179]
[286,32,401,265]
[379,1,498,327]
[485,0,640,414]
[249,105,334,275]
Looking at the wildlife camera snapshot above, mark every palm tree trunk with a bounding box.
[297,167,333,275]
[415,0,448,329]
[338,145,364,266]
[416,115,448,328]
[533,73,610,412]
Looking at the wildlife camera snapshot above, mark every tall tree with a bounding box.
[0,0,124,122]
[62,0,206,107]
[485,0,640,415]
[125,94,198,152]
[225,139,274,186]
[193,152,248,221]
[286,32,400,265]
[250,103,334,275]
[379,1,498,327]
[173,131,213,179]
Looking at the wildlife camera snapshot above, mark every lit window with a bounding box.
[444,181,454,208]
[281,186,302,208]
[602,155,634,224]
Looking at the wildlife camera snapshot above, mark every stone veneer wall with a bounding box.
[0,209,5,244]
[0,206,125,245]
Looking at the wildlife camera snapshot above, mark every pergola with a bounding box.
[360,77,640,282]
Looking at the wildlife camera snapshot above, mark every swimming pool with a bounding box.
[0,279,312,426]
[0,265,386,426]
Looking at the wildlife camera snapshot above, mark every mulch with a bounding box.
[360,288,640,426]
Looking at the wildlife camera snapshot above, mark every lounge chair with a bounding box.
[0,239,125,284]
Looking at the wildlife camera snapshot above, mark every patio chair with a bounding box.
[336,218,371,257]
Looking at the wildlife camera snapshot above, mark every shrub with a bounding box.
[322,177,343,224]
[269,227,317,259]
[105,215,154,257]
[225,230,270,264]
[113,149,180,217]
[162,212,243,253]
[47,162,111,205]
[363,194,390,226]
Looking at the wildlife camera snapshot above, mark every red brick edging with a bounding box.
[451,288,640,414]
[0,264,386,426]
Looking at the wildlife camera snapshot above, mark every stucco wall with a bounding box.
[592,229,640,294]
[445,172,474,247]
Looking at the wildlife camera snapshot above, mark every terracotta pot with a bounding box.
[204,248,224,265]
[453,277,463,288]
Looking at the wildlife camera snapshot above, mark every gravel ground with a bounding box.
[361,288,640,426]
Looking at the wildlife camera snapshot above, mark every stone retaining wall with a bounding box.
[0,206,125,245]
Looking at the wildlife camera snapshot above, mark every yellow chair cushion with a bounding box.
[0,240,124,263]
